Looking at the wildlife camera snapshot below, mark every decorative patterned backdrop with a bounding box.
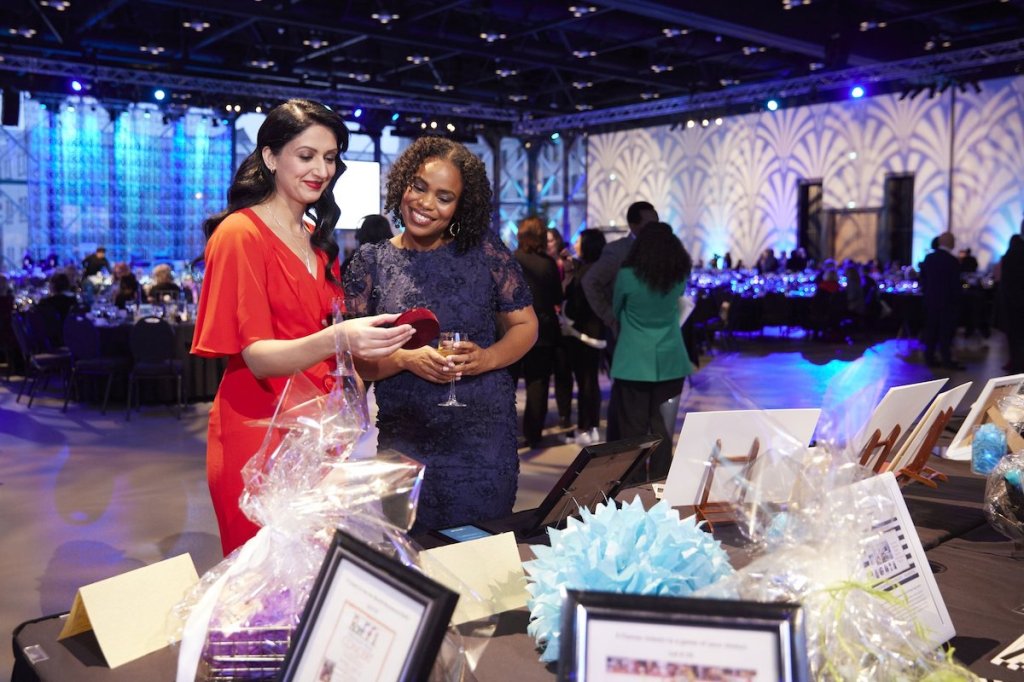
[588,74,1024,270]
[19,98,231,267]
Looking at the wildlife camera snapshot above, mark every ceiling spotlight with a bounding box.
[154,88,166,101]
[808,62,824,71]
[766,99,779,111]
[353,108,363,118]
[303,37,328,49]
[858,20,888,31]
[9,27,38,38]
[70,79,83,92]
[719,78,740,86]
[345,72,372,83]
[495,68,518,78]
[233,104,241,113]
[701,119,709,127]
[406,54,430,65]
[248,59,275,69]
[569,5,598,17]
[850,85,865,98]
[446,123,455,132]
[430,121,437,129]
[433,84,454,92]
[140,44,166,55]
[372,12,400,24]
[782,0,813,8]
[650,64,674,73]
[714,117,723,125]
[255,105,263,113]
[572,81,594,89]
[479,32,507,42]
[572,50,597,58]
[575,104,593,111]
[509,94,528,102]
[40,0,71,10]
[182,20,210,32]
[686,120,695,128]
[742,45,767,55]
[420,122,427,129]
[640,92,660,100]
[662,28,690,38]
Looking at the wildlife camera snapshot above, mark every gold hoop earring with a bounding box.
[448,220,461,238]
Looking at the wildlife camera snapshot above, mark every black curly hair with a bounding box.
[202,99,349,283]
[384,136,492,253]
[622,222,692,294]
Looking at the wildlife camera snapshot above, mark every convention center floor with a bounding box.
[0,329,1005,677]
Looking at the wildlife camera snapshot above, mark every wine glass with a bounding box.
[437,331,468,407]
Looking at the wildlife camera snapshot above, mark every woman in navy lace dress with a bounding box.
[344,137,537,530]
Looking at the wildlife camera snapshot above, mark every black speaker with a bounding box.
[2,88,21,127]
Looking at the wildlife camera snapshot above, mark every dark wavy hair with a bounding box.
[355,214,393,246]
[577,228,606,264]
[517,216,547,255]
[384,136,492,253]
[202,99,349,283]
[622,222,692,294]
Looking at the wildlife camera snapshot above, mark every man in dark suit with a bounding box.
[581,200,659,333]
[919,232,963,369]
[581,201,659,441]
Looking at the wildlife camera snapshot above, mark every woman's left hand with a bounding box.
[444,340,493,378]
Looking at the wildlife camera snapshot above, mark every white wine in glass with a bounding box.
[438,331,468,407]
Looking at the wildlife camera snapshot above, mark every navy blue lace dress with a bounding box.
[343,231,532,530]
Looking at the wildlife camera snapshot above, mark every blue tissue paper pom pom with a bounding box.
[972,423,1006,475]
[523,498,734,663]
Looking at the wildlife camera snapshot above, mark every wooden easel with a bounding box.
[694,437,760,530]
[858,424,902,473]
[896,407,953,489]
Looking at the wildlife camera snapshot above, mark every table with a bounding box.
[90,321,224,404]
[12,461,1024,681]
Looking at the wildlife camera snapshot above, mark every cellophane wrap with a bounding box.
[693,360,975,680]
[984,451,1024,544]
[174,327,472,682]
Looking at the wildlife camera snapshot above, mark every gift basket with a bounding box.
[984,451,1024,557]
[175,326,475,682]
[691,361,977,680]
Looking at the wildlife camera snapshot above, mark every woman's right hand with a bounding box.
[337,314,414,359]
[398,345,457,384]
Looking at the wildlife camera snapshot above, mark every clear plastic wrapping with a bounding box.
[984,451,1024,545]
[175,327,471,682]
[690,361,976,680]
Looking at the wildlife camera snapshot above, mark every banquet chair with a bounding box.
[127,316,184,420]
[25,306,65,352]
[11,311,71,407]
[61,313,131,414]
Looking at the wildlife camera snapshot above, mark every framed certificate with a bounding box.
[279,529,458,682]
[559,591,809,682]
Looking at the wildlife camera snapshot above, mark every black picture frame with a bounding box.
[278,529,459,682]
[558,591,810,682]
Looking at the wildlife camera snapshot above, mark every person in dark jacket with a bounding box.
[562,228,607,445]
[998,234,1024,372]
[919,232,963,369]
[513,216,564,448]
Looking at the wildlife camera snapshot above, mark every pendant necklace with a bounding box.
[270,208,313,275]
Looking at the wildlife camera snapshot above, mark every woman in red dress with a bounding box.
[192,100,413,555]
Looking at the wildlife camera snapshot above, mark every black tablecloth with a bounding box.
[92,321,223,403]
[13,461,1024,681]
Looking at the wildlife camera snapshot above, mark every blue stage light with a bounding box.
[154,89,166,101]
[850,85,865,99]
[550,132,560,140]
[390,112,399,122]
[354,107,363,118]
[71,80,83,92]
[766,99,779,111]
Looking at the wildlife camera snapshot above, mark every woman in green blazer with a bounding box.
[611,222,694,481]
